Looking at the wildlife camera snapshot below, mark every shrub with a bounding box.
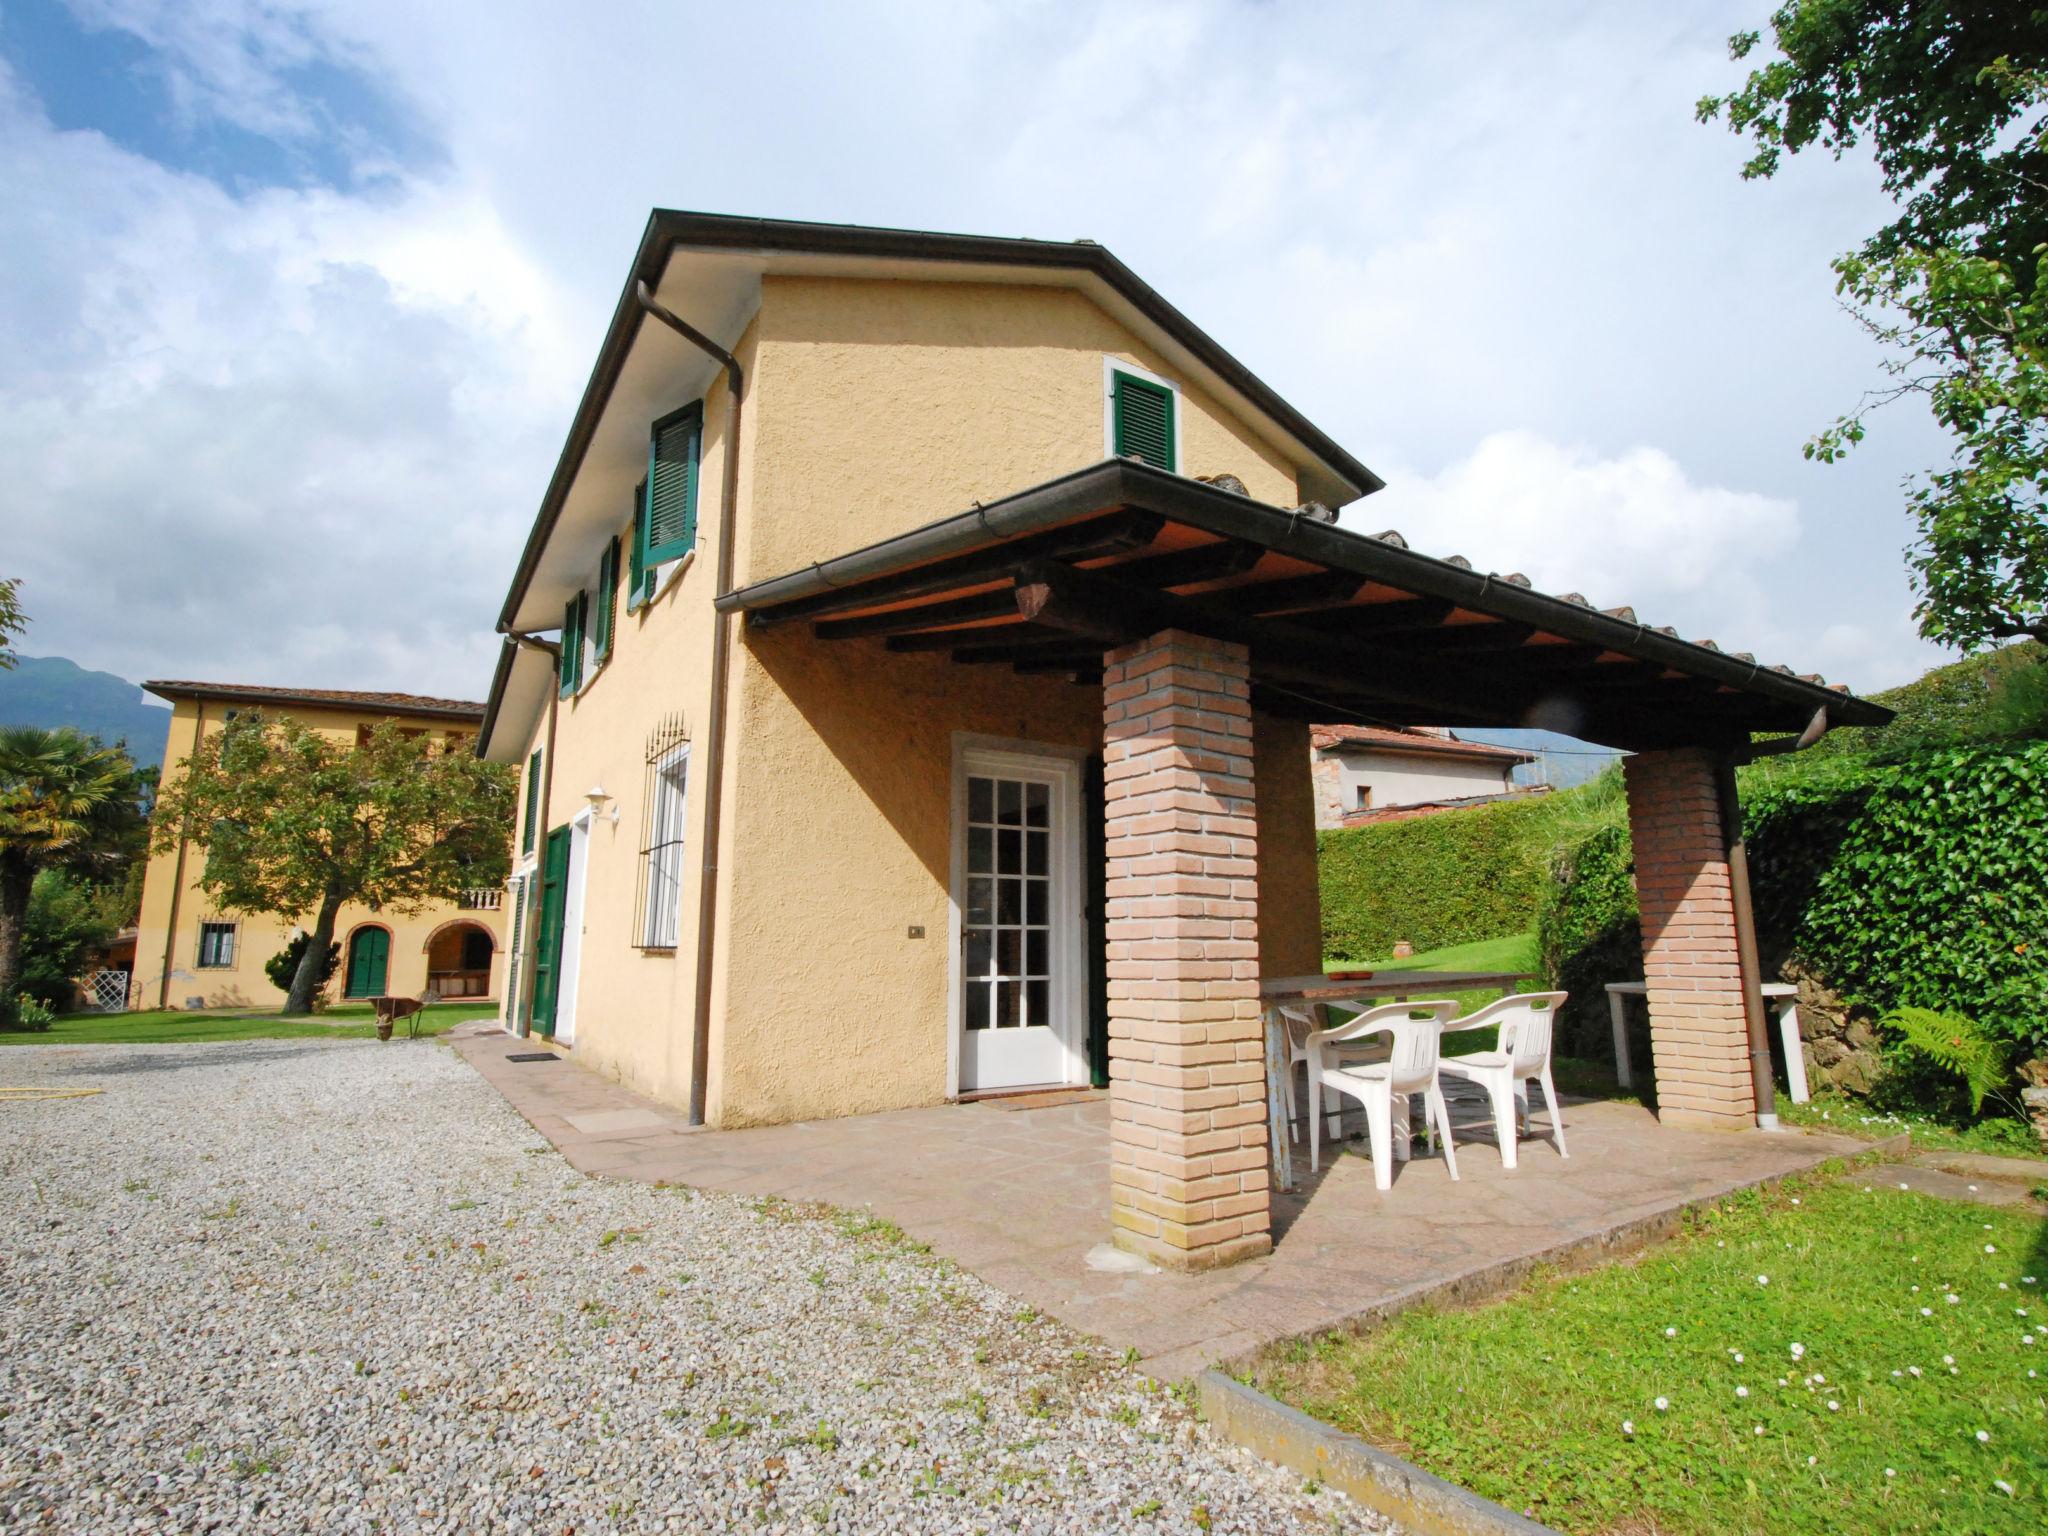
[1755,743,2048,1055]
[1318,794,1561,961]
[266,933,340,1008]
[1,993,55,1032]
[1538,740,2048,1086]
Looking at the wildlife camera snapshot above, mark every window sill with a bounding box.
[630,549,696,617]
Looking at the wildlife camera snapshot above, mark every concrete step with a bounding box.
[1910,1147,2048,1189]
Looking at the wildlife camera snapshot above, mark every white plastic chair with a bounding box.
[1277,1003,1392,1146]
[1307,1000,1461,1189]
[1437,991,1570,1169]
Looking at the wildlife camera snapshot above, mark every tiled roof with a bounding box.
[142,681,486,720]
[1310,723,1536,764]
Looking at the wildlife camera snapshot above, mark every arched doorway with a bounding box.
[425,920,496,999]
[344,926,391,998]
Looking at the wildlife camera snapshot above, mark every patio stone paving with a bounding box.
[454,1030,1875,1380]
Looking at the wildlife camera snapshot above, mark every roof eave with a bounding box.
[718,457,1895,733]
[490,210,1382,632]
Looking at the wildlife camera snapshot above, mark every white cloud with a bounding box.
[1362,429,1798,603]
[0,0,1962,704]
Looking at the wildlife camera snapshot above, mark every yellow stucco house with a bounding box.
[477,212,1888,1272]
[134,683,507,1012]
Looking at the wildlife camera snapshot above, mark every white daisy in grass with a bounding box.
[1814,1374,1826,1384]
[1789,1342,1805,1358]
[1909,1366,1923,1377]
[2018,1308,2030,1317]
[1996,1478,2015,1496]
[1778,1377,1789,1387]
[1976,1430,1991,1444]
[1921,1308,1934,1317]
[1622,1420,1634,1435]
[1891,1370,1902,1378]
[1654,1397,1669,1412]
[1757,1274,1770,1287]
[1791,1198,1800,1206]
[1827,1400,1840,1412]
[1664,1327,1676,1338]
[1732,1351,1744,1364]
[1946,1294,1961,1305]
[1985,1244,1997,1255]
[1807,1455,1818,1466]
[2022,1335,2034,1346]
[1944,1355,1954,1365]
[1885,1468,1896,1478]
[2024,1276,2037,1285]
[1898,1182,1909,1190]
[1753,1425,1765,1436]
[1736,1386,1749,1398]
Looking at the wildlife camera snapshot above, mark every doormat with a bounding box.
[506,1052,559,1063]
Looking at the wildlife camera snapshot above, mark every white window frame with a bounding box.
[639,742,691,949]
[1101,355,1183,468]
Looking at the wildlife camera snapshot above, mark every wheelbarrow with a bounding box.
[368,995,425,1041]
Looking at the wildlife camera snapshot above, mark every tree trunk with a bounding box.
[0,854,32,1009]
[283,889,345,1016]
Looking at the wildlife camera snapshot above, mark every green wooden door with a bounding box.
[529,826,571,1037]
[345,928,389,998]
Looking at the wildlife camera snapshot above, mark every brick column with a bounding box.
[1102,629,1270,1271]
[1622,748,1758,1129]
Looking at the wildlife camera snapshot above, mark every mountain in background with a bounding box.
[0,655,172,768]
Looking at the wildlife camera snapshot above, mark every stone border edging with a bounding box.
[1198,1371,1559,1536]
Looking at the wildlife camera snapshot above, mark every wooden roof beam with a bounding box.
[754,509,1164,628]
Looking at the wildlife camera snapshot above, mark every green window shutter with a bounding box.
[1111,370,1177,471]
[646,404,701,565]
[628,478,650,611]
[522,750,541,854]
[595,538,618,662]
[559,593,584,697]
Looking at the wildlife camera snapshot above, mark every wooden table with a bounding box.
[1604,981,1808,1102]
[1261,971,1537,1191]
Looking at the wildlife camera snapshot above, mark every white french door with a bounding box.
[953,747,1085,1093]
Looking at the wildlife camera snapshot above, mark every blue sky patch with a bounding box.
[1,0,439,191]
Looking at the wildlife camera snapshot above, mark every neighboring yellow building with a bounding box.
[473,211,1885,1271]
[133,683,506,1012]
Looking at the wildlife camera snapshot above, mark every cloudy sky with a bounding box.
[1,0,1950,704]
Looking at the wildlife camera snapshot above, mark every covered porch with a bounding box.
[719,457,1891,1272]
[456,1029,1872,1380]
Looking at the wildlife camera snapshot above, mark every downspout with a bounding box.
[509,634,561,1040]
[1719,703,1830,1130]
[635,279,743,1128]
[157,698,205,1009]
[1716,756,1779,1131]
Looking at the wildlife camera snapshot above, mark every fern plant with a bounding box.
[1881,1007,2015,1116]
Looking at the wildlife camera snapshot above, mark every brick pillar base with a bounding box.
[1622,748,1757,1129]
[1103,629,1271,1271]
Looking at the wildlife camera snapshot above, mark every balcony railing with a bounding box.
[457,888,503,911]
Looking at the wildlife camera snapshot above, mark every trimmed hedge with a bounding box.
[1318,795,1558,961]
[1536,824,1639,1055]
[1537,741,2048,1061]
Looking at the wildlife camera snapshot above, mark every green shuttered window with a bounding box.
[594,537,618,663]
[628,477,651,611]
[644,403,701,570]
[522,750,541,854]
[1111,369,1176,471]
[559,590,586,698]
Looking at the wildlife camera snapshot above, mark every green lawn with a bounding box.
[0,1000,492,1046]
[1777,1088,2043,1161]
[1333,930,1540,1023]
[1254,1173,2048,1533]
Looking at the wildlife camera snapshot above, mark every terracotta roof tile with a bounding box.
[1309,723,1537,764]
[143,681,486,720]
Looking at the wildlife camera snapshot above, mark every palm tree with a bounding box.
[0,727,142,1008]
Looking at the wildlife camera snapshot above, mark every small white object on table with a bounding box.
[1603,980,1807,1102]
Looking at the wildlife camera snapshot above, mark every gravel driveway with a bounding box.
[0,1039,1386,1534]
